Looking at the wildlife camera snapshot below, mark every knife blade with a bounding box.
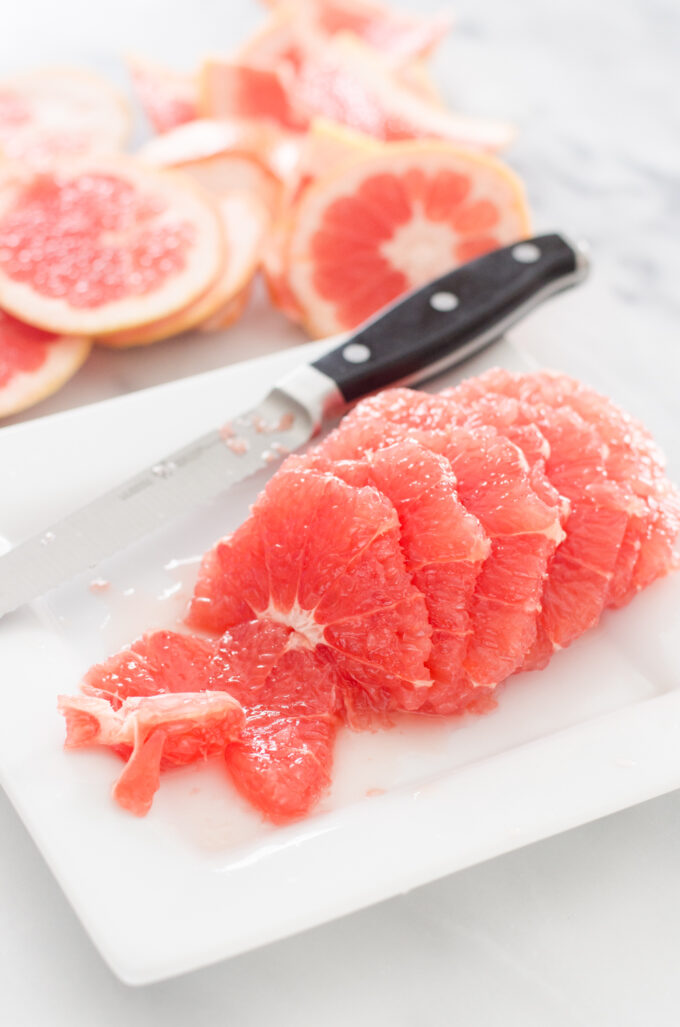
[0,232,588,617]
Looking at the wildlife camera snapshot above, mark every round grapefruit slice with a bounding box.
[97,190,266,346]
[0,309,90,418]
[187,460,433,715]
[283,141,530,336]
[58,687,244,816]
[127,55,198,134]
[0,67,130,165]
[0,158,225,336]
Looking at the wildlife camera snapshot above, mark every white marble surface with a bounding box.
[1,0,679,1021]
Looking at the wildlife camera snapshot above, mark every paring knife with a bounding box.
[0,233,588,618]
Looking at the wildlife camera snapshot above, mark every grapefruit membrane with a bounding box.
[0,157,225,336]
[0,308,90,418]
[283,140,530,336]
[0,67,130,165]
[58,689,245,816]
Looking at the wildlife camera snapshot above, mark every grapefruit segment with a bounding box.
[81,630,218,708]
[58,689,245,816]
[97,191,267,346]
[0,309,90,417]
[0,67,130,165]
[0,158,225,336]
[283,141,530,336]
[200,61,309,132]
[127,56,198,134]
[211,620,341,822]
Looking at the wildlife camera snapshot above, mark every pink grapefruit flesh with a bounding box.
[0,158,225,336]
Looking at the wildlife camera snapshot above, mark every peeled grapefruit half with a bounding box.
[0,158,225,336]
[282,140,531,336]
[0,67,130,165]
[97,190,267,346]
[0,308,90,418]
[127,55,198,134]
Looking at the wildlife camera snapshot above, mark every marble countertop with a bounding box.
[1,0,679,1023]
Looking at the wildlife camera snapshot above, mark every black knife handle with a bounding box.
[310,233,588,402]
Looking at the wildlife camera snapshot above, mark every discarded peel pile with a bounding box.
[59,370,680,821]
[0,0,529,417]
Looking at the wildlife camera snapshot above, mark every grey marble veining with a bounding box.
[0,1,679,1023]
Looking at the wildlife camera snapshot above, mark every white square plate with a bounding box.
[1,335,679,985]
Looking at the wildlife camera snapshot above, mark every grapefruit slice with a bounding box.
[137,118,284,216]
[0,158,225,336]
[187,460,433,714]
[282,140,530,336]
[58,688,244,816]
[0,67,130,165]
[0,309,90,418]
[212,619,341,821]
[127,56,198,134]
[97,190,267,346]
[308,439,494,716]
[317,390,563,693]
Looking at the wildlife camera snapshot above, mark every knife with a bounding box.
[0,232,588,618]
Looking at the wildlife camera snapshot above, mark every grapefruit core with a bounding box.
[0,308,90,418]
[0,67,130,165]
[0,158,225,336]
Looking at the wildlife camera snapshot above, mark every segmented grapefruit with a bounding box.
[187,461,433,714]
[59,688,244,816]
[444,371,637,667]
[200,61,309,132]
[0,158,225,336]
[0,67,130,165]
[317,390,563,696]
[97,190,267,346]
[127,56,198,134]
[0,309,90,418]
[308,439,494,716]
[282,140,530,336]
